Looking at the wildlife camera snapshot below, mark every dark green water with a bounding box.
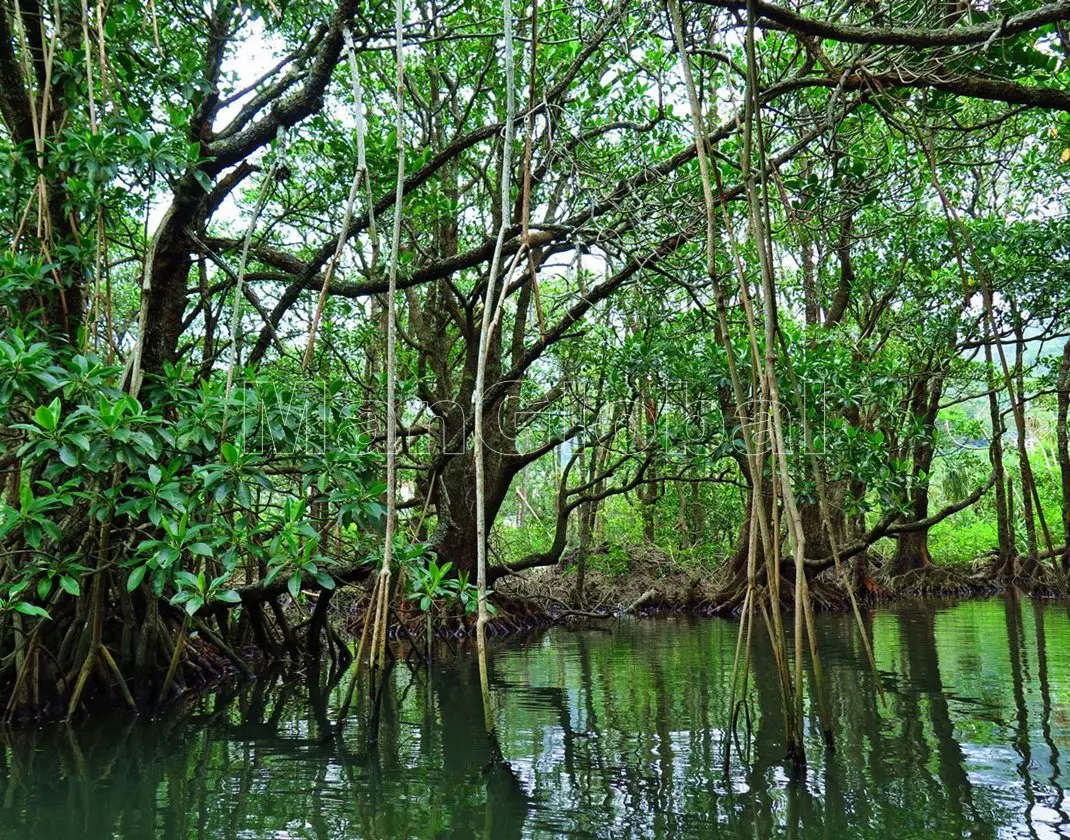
[0,597,1068,838]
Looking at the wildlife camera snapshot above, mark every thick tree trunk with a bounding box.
[799,480,848,564]
[989,381,1015,578]
[1057,341,1070,575]
[675,480,690,549]
[689,481,706,545]
[892,373,944,575]
[136,185,206,378]
[432,444,513,578]
[638,480,657,544]
[892,527,932,576]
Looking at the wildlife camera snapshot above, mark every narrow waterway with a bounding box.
[0,596,1067,838]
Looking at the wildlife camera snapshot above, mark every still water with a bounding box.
[0,597,1067,839]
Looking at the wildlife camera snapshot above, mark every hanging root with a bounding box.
[367,567,394,746]
[157,623,187,706]
[337,576,379,724]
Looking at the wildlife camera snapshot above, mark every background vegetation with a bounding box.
[2,0,1070,719]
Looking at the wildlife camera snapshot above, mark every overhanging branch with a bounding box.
[692,0,1070,49]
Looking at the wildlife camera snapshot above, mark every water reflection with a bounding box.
[0,598,1067,839]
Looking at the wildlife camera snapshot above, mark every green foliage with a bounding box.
[1,0,1069,725]
[928,518,998,568]
[0,318,385,623]
[407,555,487,617]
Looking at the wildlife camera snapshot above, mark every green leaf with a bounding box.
[216,589,242,603]
[175,564,199,586]
[126,565,147,591]
[313,570,335,590]
[157,545,180,567]
[34,402,57,431]
[12,602,50,619]
[193,169,213,193]
[287,572,301,599]
[148,464,162,486]
[59,575,81,596]
[188,542,213,557]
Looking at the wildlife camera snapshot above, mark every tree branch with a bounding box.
[692,0,1070,49]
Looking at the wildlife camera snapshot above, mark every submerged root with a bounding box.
[0,577,356,723]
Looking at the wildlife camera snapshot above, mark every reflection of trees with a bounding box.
[1031,599,1069,834]
[897,604,975,819]
[1005,592,1039,839]
[0,717,181,838]
[431,656,529,840]
[0,660,530,840]
[0,603,1064,839]
[1004,592,1070,838]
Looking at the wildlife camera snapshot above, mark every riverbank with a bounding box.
[495,551,1065,616]
[5,553,1065,725]
[350,551,1068,646]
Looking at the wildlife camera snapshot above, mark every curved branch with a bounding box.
[204,0,362,172]
[692,0,1070,49]
[857,68,1070,112]
[807,473,996,572]
[488,447,657,583]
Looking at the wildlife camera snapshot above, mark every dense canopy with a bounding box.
[1,0,1069,726]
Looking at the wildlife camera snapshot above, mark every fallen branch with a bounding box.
[620,588,656,614]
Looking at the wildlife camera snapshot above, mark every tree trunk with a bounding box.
[799,479,848,563]
[892,372,944,575]
[638,479,657,544]
[432,444,513,578]
[132,185,207,384]
[1056,340,1070,574]
[676,480,690,549]
[689,481,706,546]
[985,334,1015,578]
[577,441,604,549]
[1009,311,1041,561]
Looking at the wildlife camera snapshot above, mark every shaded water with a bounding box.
[0,596,1068,838]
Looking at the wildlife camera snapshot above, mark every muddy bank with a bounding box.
[340,563,1051,651]
[491,554,1067,621]
[496,565,722,617]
